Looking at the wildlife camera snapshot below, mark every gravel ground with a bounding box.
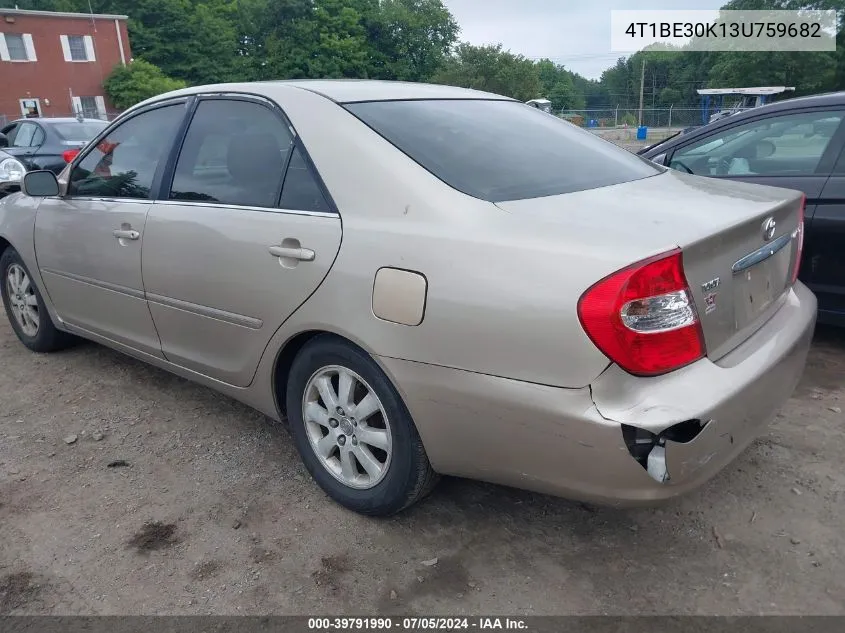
[1,315,844,615]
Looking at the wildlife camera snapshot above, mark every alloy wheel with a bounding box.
[302,365,393,489]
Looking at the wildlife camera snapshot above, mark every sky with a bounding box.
[442,0,727,80]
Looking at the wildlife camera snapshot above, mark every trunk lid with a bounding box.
[495,170,804,361]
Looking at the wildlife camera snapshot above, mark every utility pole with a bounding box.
[638,59,645,127]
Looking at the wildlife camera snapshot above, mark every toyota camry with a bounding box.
[0,81,816,515]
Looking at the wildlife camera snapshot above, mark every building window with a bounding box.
[68,35,86,60]
[72,95,107,120]
[60,34,95,62]
[80,97,98,119]
[0,33,37,62]
[5,34,26,60]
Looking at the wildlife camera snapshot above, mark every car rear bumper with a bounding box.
[379,282,816,505]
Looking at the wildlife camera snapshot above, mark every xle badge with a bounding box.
[701,277,721,292]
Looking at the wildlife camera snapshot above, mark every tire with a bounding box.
[286,334,438,516]
[0,247,74,353]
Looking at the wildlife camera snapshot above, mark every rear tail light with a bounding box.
[577,249,705,376]
[790,194,805,285]
[62,149,80,163]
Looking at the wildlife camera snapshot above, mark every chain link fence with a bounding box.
[559,107,704,130]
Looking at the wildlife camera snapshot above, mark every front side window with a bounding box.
[169,99,294,208]
[69,104,184,199]
[669,110,845,177]
[345,99,660,202]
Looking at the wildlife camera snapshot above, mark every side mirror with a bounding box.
[0,133,8,148]
[22,170,60,197]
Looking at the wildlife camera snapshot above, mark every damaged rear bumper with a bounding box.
[379,283,816,506]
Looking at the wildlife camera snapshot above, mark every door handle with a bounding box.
[113,229,140,240]
[268,245,315,261]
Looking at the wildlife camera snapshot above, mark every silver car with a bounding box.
[0,81,816,515]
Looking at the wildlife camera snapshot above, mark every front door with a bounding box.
[0,120,45,171]
[667,109,845,207]
[33,101,187,356]
[142,97,342,386]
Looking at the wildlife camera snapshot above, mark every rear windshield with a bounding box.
[345,99,660,202]
[52,122,108,142]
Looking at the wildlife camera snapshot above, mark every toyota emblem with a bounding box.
[761,217,777,241]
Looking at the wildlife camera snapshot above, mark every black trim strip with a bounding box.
[146,292,263,329]
[40,268,145,299]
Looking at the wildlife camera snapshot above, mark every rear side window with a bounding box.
[52,122,108,142]
[279,147,331,213]
[345,99,659,202]
[170,99,294,208]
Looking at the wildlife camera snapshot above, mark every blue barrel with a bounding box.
[636,125,648,140]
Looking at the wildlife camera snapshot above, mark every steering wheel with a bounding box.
[671,160,694,174]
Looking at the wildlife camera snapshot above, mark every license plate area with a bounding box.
[732,235,792,329]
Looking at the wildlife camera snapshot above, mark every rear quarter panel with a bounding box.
[249,85,614,390]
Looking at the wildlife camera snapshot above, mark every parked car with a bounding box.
[0,117,108,197]
[0,81,815,515]
[641,91,845,326]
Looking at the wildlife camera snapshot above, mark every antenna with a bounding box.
[88,0,97,30]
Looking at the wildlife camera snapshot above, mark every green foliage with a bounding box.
[103,60,186,109]
[431,44,541,101]
[535,59,586,110]
[4,0,844,111]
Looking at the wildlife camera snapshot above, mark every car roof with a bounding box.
[149,80,515,105]
[643,90,845,156]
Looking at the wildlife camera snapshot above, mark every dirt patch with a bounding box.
[189,560,222,582]
[312,554,352,590]
[0,571,41,614]
[127,522,179,553]
[250,546,278,564]
[1,318,845,615]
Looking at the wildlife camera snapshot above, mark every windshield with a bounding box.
[345,99,660,202]
[52,121,108,143]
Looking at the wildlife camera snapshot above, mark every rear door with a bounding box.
[142,96,342,386]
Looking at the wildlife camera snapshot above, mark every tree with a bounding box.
[369,0,459,81]
[548,76,581,111]
[431,43,541,101]
[658,87,682,106]
[104,60,186,109]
